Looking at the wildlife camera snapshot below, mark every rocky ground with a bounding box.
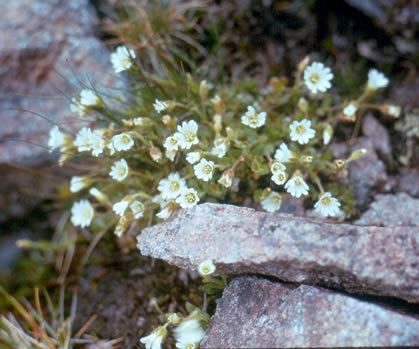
[0,0,418,348]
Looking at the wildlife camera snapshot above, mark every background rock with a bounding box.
[397,168,419,198]
[202,276,419,348]
[138,203,419,303]
[0,0,124,222]
[355,193,419,227]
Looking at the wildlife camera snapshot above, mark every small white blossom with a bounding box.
[109,159,129,181]
[74,127,94,152]
[90,130,105,157]
[158,172,187,200]
[274,143,292,163]
[261,191,282,213]
[71,200,94,228]
[367,69,389,90]
[343,103,357,117]
[289,119,316,145]
[186,152,201,164]
[285,175,309,198]
[111,46,136,73]
[140,328,166,349]
[80,89,99,107]
[163,135,179,152]
[241,105,267,129]
[323,124,333,145]
[198,260,216,276]
[387,105,401,118]
[48,126,66,153]
[211,138,228,158]
[133,117,145,126]
[303,62,333,94]
[194,159,214,182]
[218,170,234,188]
[153,99,167,114]
[130,200,145,219]
[165,150,177,161]
[156,204,175,220]
[70,97,86,116]
[271,171,288,186]
[70,176,90,193]
[270,161,286,174]
[112,198,130,216]
[176,188,200,208]
[112,133,134,152]
[175,120,199,149]
[174,319,205,348]
[314,192,341,217]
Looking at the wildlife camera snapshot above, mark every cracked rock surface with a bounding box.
[201,276,419,348]
[138,203,419,303]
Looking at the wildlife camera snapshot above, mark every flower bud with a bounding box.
[114,212,134,237]
[199,80,209,100]
[166,313,182,325]
[218,169,235,188]
[348,148,367,162]
[382,104,401,118]
[323,124,333,145]
[300,155,313,163]
[297,55,310,74]
[162,114,173,126]
[297,97,309,114]
[211,95,224,113]
[89,187,109,204]
[334,159,346,169]
[213,114,222,133]
[149,145,162,162]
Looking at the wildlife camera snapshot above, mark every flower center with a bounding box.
[309,73,320,84]
[186,193,196,203]
[170,138,177,145]
[203,164,212,174]
[296,125,306,134]
[202,266,210,273]
[82,208,91,218]
[294,177,301,186]
[185,131,196,142]
[185,344,196,349]
[118,167,126,176]
[170,181,180,191]
[249,115,258,124]
[121,136,130,144]
[321,197,331,206]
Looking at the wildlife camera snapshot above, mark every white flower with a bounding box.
[194,159,214,182]
[174,120,199,149]
[387,105,401,118]
[111,46,136,73]
[140,328,166,349]
[70,176,90,193]
[367,69,389,90]
[241,106,267,129]
[90,130,105,157]
[323,124,333,145]
[165,150,177,161]
[274,143,292,163]
[130,200,145,219]
[270,161,286,174]
[174,319,205,348]
[153,99,167,114]
[112,133,134,152]
[133,117,145,126]
[285,175,309,198]
[70,97,86,116]
[48,126,66,152]
[74,127,93,152]
[271,171,288,186]
[186,152,201,164]
[71,200,94,228]
[112,198,130,216]
[176,188,200,208]
[198,260,216,276]
[80,89,99,107]
[109,159,129,181]
[261,191,282,213]
[314,192,341,217]
[303,62,333,94]
[211,138,228,158]
[163,135,179,152]
[158,172,187,200]
[289,119,316,145]
[343,103,357,117]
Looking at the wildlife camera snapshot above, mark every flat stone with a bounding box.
[138,203,419,303]
[0,0,123,166]
[355,193,419,227]
[202,276,419,348]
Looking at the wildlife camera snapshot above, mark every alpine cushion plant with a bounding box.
[47,44,396,239]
